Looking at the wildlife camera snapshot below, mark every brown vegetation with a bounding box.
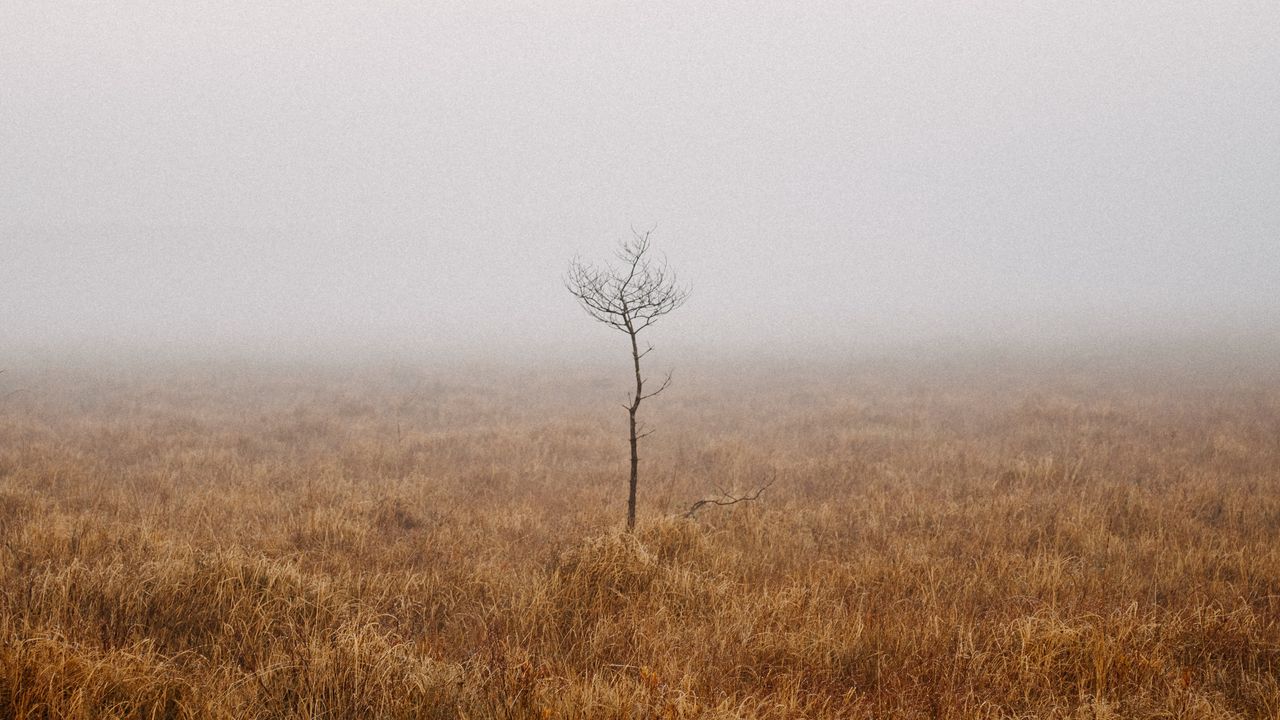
[1,357,1278,718]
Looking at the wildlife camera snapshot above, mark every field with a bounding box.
[1,355,1278,719]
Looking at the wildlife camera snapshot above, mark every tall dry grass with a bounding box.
[0,357,1278,718]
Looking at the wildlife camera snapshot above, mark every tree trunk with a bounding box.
[628,405,638,530]
[627,326,643,531]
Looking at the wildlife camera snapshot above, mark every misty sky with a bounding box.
[3,1,1279,360]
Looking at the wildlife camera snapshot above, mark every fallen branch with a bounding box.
[683,477,776,519]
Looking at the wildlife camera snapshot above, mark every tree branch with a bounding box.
[683,477,776,519]
[639,369,673,401]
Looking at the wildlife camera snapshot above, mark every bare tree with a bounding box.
[566,229,689,531]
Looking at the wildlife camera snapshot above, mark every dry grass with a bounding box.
[1,356,1279,718]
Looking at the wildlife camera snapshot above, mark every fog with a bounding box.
[4,1,1279,364]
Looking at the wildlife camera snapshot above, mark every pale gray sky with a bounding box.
[3,1,1278,360]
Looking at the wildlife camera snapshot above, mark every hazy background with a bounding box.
[3,1,1279,364]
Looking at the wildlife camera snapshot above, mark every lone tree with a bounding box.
[566,229,689,531]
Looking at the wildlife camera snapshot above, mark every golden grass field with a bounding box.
[1,355,1278,719]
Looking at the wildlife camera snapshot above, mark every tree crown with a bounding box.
[565,229,689,335]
